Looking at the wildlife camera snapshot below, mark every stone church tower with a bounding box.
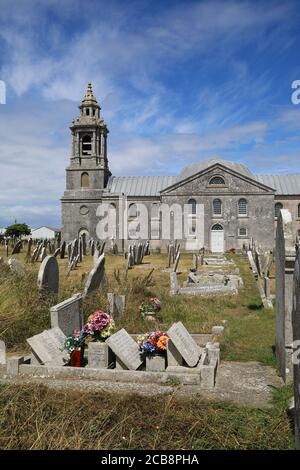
[61,83,111,241]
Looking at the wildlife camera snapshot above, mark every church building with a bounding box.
[61,84,300,252]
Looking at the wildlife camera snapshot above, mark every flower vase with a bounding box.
[70,349,83,367]
[146,353,166,371]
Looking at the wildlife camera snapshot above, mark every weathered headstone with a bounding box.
[88,342,114,369]
[106,328,143,370]
[107,293,126,320]
[40,246,47,262]
[50,293,83,336]
[54,248,60,257]
[60,240,66,259]
[170,272,179,295]
[292,248,300,449]
[275,209,296,383]
[8,258,25,276]
[173,251,181,273]
[27,327,69,365]
[37,255,59,295]
[0,256,4,266]
[167,322,200,367]
[83,253,105,297]
[0,340,6,364]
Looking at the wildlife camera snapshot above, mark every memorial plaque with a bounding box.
[88,342,114,369]
[106,329,143,370]
[167,322,200,367]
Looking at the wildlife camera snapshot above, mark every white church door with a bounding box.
[210,224,224,253]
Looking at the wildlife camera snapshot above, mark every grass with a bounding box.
[0,248,276,364]
[0,247,295,450]
[0,382,294,450]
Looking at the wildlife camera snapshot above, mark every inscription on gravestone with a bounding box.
[106,329,143,370]
[167,322,200,367]
[27,327,69,365]
[50,293,83,336]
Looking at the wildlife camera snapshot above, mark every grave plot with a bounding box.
[6,319,220,389]
[170,254,242,297]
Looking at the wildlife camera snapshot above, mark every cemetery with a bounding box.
[0,228,299,450]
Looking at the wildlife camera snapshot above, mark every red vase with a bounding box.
[70,349,82,367]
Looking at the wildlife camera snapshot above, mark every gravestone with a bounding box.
[106,328,143,370]
[83,253,105,297]
[0,256,4,266]
[5,243,8,257]
[60,241,66,259]
[292,248,300,449]
[37,255,59,295]
[88,342,114,369]
[27,238,33,257]
[100,241,106,255]
[50,293,83,336]
[67,242,72,260]
[167,322,200,367]
[40,246,47,262]
[70,239,78,260]
[90,240,95,256]
[54,248,60,257]
[81,234,87,256]
[173,251,181,273]
[27,327,69,365]
[0,340,6,364]
[11,240,22,255]
[275,209,296,383]
[8,258,25,276]
[170,272,179,295]
[107,293,126,320]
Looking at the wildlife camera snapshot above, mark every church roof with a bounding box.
[107,175,177,196]
[107,159,300,196]
[255,174,300,195]
[177,158,254,181]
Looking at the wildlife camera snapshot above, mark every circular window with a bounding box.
[79,205,89,215]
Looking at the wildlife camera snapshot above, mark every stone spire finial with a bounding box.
[81,82,98,105]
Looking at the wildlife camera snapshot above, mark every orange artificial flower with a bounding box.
[157,335,169,350]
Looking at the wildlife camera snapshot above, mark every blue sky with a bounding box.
[1,0,300,228]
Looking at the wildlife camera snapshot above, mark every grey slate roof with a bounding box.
[107,175,177,196]
[255,175,300,196]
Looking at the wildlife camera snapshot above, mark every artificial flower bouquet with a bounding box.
[63,329,82,352]
[139,297,161,317]
[137,330,169,356]
[81,310,115,343]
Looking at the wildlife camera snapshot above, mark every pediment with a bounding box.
[160,163,275,195]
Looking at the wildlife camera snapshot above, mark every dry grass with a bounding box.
[0,383,294,450]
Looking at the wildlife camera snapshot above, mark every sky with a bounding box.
[1,0,300,229]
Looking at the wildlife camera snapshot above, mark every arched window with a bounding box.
[82,135,92,155]
[209,176,225,185]
[213,198,222,215]
[188,198,197,215]
[211,223,223,231]
[128,203,138,218]
[81,172,89,188]
[239,227,247,236]
[275,202,283,218]
[238,198,248,216]
[298,203,300,218]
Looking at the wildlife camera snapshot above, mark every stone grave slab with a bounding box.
[27,327,69,366]
[50,293,83,336]
[167,322,200,367]
[106,328,143,370]
[0,340,6,364]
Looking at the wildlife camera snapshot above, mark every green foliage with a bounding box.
[5,223,31,238]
